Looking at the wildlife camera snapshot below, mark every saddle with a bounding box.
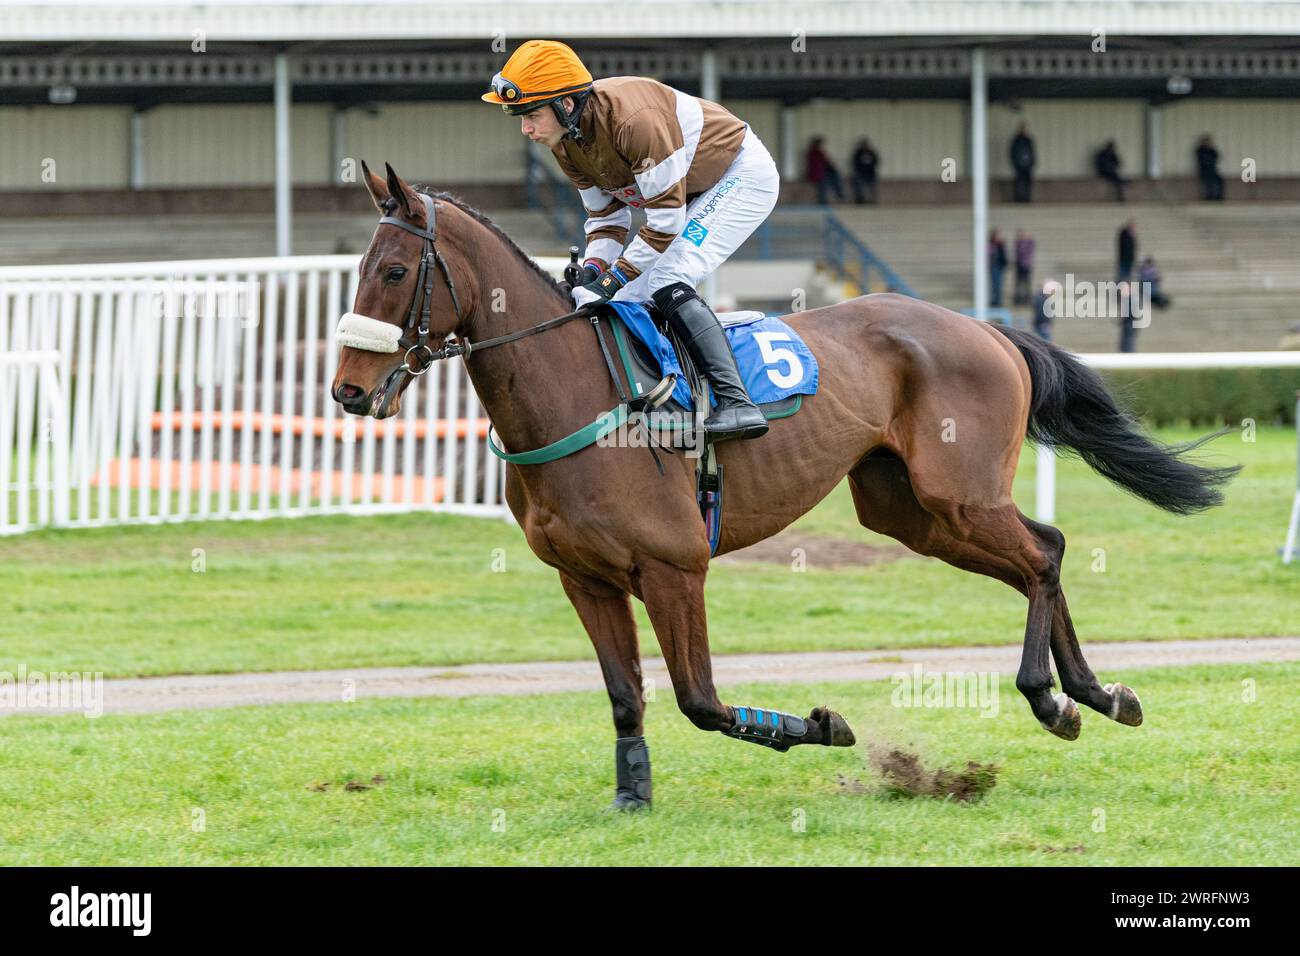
[590,301,809,558]
[603,304,805,427]
[559,245,817,557]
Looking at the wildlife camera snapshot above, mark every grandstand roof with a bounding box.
[6,0,1300,42]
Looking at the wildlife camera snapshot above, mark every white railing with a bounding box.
[1033,352,1300,566]
[0,350,69,533]
[14,259,1296,554]
[0,254,508,536]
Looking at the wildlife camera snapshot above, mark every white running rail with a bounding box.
[0,349,69,534]
[0,254,512,536]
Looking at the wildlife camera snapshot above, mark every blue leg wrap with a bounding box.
[724,706,809,751]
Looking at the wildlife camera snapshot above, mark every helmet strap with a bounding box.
[552,91,591,144]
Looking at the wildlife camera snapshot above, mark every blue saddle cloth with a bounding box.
[605,302,819,411]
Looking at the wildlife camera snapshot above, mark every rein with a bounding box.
[420,304,591,365]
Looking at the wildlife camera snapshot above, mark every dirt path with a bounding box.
[5,636,1297,717]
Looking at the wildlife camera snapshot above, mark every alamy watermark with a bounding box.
[595,406,708,458]
[890,665,1000,718]
[0,664,104,718]
[1044,275,1152,328]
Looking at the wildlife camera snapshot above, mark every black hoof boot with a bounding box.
[607,736,652,811]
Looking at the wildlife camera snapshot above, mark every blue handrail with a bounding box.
[821,213,919,298]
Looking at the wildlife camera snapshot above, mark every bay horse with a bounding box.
[332,163,1238,809]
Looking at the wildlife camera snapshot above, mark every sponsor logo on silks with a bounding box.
[681,175,743,246]
[683,220,709,246]
[617,184,647,208]
[693,176,742,221]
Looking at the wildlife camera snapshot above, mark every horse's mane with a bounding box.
[380,188,568,298]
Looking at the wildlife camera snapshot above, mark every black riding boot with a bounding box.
[653,285,768,442]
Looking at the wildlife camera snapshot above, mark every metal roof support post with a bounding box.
[779,102,797,182]
[1146,101,1162,179]
[128,108,146,190]
[330,105,347,186]
[970,46,988,322]
[701,46,720,305]
[274,52,292,258]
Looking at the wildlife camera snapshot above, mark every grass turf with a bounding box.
[0,662,1294,866]
[1,427,1295,678]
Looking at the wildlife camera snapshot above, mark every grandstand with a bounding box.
[5,198,1296,352]
[3,2,1300,352]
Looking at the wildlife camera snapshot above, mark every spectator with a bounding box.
[1279,323,1300,351]
[850,138,880,204]
[1196,134,1225,201]
[1117,220,1137,281]
[1117,281,1140,353]
[1095,139,1126,202]
[1033,279,1060,342]
[805,136,844,205]
[1013,230,1035,305]
[1010,123,1036,203]
[988,229,1008,307]
[1138,256,1171,309]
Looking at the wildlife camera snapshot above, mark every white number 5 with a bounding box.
[752,331,803,389]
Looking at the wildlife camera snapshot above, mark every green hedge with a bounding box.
[1099,368,1300,427]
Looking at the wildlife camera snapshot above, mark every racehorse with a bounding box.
[331,163,1238,809]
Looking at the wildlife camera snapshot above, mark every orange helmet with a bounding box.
[481,40,593,115]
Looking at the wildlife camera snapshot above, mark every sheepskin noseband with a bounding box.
[336,312,401,353]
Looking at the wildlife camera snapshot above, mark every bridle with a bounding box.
[336,190,648,427]
[339,192,592,386]
[378,193,464,377]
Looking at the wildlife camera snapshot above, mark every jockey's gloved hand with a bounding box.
[571,264,629,308]
[571,285,603,308]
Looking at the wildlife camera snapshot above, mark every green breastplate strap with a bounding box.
[487,401,630,466]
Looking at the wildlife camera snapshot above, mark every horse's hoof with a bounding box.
[811,706,856,747]
[1039,693,1081,741]
[1104,683,1144,726]
[606,793,652,813]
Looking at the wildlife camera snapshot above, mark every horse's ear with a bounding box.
[361,160,390,212]
[384,162,416,218]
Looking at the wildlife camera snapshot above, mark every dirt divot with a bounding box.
[839,745,999,803]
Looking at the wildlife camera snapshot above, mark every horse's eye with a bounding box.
[386,267,408,283]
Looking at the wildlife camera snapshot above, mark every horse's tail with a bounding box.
[992,325,1239,515]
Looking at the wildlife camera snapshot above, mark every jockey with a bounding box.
[482,40,777,442]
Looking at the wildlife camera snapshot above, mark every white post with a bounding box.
[1035,443,1056,524]
[1284,390,1300,564]
[274,53,293,258]
[1284,493,1299,565]
[970,47,988,322]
